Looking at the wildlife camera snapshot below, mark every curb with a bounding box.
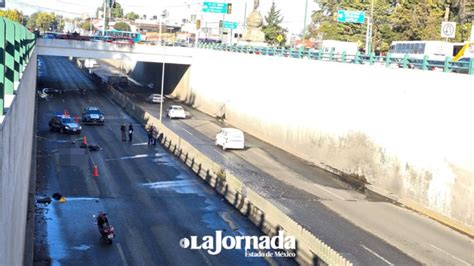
[366,185,474,238]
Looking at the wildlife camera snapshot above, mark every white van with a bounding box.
[215,128,245,151]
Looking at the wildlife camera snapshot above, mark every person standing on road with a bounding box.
[120,123,126,141]
[152,126,158,146]
[128,123,134,142]
[147,126,154,145]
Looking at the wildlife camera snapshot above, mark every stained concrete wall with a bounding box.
[0,52,37,265]
[105,49,474,228]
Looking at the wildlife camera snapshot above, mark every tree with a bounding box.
[262,2,287,46]
[35,12,56,32]
[81,20,95,32]
[111,2,124,19]
[125,12,139,20]
[114,21,130,31]
[27,12,39,29]
[0,9,23,23]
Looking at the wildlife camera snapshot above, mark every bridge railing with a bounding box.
[0,17,36,115]
[197,43,474,75]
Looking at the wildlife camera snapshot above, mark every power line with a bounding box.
[9,0,84,15]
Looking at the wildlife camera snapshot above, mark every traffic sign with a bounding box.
[202,2,228,14]
[337,10,365,24]
[223,21,238,30]
[441,21,456,39]
[276,34,284,43]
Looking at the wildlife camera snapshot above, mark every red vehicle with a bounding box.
[111,37,134,46]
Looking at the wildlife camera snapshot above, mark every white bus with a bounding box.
[388,41,459,61]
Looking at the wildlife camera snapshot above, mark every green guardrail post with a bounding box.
[354,51,361,64]
[0,18,5,114]
[5,19,15,97]
[329,49,335,61]
[298,47,303,59]
[422,55,429,71]
[385,53,391,67]
[369,52,375,65]
[402,54,409,69]
[469,58,474,75]
[14,23,20,83]
[341,51,347,62]
[271,47,276,56]
[317,49,323,60]
[280,47,285,57]
[444,56,451,73]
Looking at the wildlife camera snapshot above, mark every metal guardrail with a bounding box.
[197,43,474,75]
[0,17,36,115]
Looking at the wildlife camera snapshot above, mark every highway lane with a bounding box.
[98,61,474,266]
[33,56,297,266]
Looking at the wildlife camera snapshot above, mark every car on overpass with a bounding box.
[49,115,82,134]
[82,106,105,125]
[167,105,186,119]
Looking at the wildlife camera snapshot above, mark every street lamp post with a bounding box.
[159,50,165,122]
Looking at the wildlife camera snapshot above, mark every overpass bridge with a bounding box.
[36,39,193,65]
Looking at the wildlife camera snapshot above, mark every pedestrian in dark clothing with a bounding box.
[147,126,153,145]
[128,123,134,142]
[152,126,158,146]
[120,123,126,141]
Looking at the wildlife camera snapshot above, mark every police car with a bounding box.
[49,114,82,134]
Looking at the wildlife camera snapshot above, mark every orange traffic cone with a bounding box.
[83,136,87,145]
[93,165,99,177]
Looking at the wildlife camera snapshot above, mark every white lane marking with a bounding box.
[361,244,393,265]
[132,142,148,146]
[313,183,346,201]
[429,244,471,266]
[116,243,129,266]
[105,153,164,161]
[182,128,194,136]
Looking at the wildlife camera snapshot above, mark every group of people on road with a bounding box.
[120,123,134,142]
[120,122,159,145]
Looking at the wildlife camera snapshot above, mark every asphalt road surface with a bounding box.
[33,56,297,266]
[98,60,474,266]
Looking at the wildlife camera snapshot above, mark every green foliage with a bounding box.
[125,12,140,20]
[111,2,124,19]
[262,2,287,46]
[113,21,130,31]
[311,0,474,52]
[81,20,95,32]
[0,9,23,23]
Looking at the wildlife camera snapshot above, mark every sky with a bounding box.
[5,0,318,34]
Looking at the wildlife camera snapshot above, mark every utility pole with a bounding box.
[302,0,308,44]
[365,0,374,54]
[102,0,107,35]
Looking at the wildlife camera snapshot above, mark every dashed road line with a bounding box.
[360,244,393,265]
[313,183,346,201]
[429,244,471,266]
[116,243,129,266]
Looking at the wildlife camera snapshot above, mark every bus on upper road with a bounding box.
[388,40,468,61]
[94,29,142,43]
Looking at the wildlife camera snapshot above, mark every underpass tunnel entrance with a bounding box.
[127,61,190,95]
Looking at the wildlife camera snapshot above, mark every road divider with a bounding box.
[102,85,353,266]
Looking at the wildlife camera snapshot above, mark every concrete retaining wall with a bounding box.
[104,85,352,266]
[0,52,37,265]
[171,50,474,229]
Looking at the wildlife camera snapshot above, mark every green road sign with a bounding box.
[337,10,365,24]
[202,2,228,14]
[223,21,238,30]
